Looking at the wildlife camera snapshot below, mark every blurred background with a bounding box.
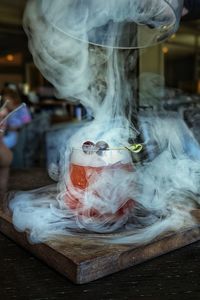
[1,0,200,171]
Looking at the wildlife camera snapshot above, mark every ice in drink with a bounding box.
[64,147,135,219]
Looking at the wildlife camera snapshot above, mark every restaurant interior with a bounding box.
[1,1,200,298]
[0,1,200,171]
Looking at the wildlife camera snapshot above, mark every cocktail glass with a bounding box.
[64,148,135,220]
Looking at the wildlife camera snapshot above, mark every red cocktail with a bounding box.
[64,148,135,220]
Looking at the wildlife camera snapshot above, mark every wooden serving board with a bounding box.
[1,202,200,284]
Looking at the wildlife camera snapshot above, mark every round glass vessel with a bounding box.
[34,0,184,48]
[64,148,135,219]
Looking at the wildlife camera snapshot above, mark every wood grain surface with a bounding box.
[1,169,200,284]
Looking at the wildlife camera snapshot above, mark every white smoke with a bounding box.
[10,113,200,244]
[9,0,197,246]
[23,0,183,107]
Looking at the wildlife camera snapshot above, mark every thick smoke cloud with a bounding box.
[10,0,200,246]
[10,113,200,244]
[23,0,183,108]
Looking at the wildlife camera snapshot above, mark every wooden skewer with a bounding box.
[109,144,143,153]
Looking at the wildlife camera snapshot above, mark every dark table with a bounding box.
[0,169,200,300]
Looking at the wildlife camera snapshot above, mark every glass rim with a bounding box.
[71,147,130,151]
[41,0,183,49]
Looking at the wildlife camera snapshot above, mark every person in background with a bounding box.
[1,88,32,149]
[0,105,13,167]
[0,104,13,210]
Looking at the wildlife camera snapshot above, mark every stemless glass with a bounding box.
[36,0,184,49]
[64,148,135,219]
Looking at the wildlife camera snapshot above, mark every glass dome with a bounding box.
[36,0,184,49]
